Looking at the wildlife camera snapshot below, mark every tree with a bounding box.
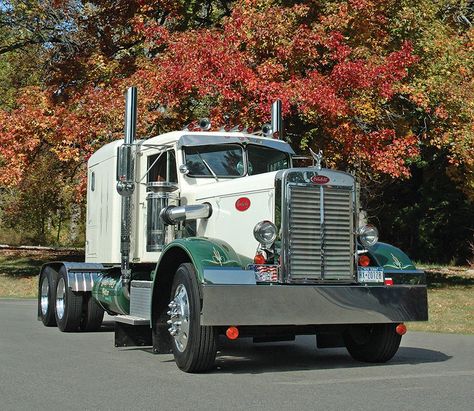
[0,0,472,260]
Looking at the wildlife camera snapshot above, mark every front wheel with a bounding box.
[168,263,217,373]
[344,323,401,363]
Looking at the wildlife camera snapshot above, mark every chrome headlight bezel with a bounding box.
[358,224,379,248]
[253,220,277,247]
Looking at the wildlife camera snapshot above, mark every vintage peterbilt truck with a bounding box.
[38,87,428,372]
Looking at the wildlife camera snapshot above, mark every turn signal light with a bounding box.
[396,323,407,336]
[358,255,370,267]
[384,278,394,286]
[226,326,239,340]
[254,253,266,265]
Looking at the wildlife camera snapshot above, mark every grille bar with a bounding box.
[287,184,354,282]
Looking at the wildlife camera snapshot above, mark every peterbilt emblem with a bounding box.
[311,175,330,184]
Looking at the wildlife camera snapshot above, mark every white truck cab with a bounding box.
[38,88,428,373]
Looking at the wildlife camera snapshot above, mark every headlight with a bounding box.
[253,220,277,246]
[358,225,379,248]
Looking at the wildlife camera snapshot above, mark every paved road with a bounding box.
[1,299,473,411]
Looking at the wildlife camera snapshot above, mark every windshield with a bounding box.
[184,144,290,177]
[185,144,244,177]
[247,145,290,175]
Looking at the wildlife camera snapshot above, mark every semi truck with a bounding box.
[38,87,428,373]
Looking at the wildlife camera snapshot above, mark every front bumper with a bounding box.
[200,283,428,326]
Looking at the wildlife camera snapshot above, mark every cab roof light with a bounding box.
[197,118,211,131]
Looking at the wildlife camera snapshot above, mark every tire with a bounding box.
[80,294,104,332]
[168,263,217,373]
[39,267,58,327]
[344,323,402,363]
[55,267,83,332]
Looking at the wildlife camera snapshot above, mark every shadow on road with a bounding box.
[212,336,451,374]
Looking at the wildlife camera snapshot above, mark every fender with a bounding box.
[150,237,247,338]
[367,242,425,284]
[154,237,245,283]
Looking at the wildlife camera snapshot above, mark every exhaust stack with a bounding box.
[271,99,282,139]
[116,86,137,297]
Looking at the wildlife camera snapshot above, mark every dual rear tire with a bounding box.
[39,266,104,332]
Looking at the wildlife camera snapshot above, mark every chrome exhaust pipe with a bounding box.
[117,86,138,298]
[271,99,282,139]
[161,203,212,225]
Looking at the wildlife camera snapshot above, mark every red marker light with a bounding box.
[395,323,407,336]
[384,278,394,286]
[358,255,370,267]
[224,124,231,132]
[226,326,239,340]
[254,253,266,265]
[235,197,251,211]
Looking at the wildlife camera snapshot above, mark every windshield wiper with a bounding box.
[197,151,219,182]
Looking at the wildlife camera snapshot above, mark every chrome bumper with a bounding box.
[200,284,428,326]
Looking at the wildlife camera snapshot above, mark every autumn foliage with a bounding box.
[0,0,473,256]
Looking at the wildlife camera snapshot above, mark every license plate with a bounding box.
[357,267,384,283]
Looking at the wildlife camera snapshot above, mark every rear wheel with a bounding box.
[168,263,217,373]
[55,267,83,332]
[80,294,104,332]
[344,323,401,363]
[39,267,58,326]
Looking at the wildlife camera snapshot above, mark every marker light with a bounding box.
[384,278,394,286]
[261,123,273,137]
[254,253,266,265]
[253,220,277,247]
[358,224,379,248]
[396,323,407,336]
[358,255,370,267]
[198,118,211,131]
[226,326,239,340]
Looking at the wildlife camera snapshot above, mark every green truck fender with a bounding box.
[367,242,426,284]
[150,237,246,327]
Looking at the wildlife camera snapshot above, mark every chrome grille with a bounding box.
[287,184,354,282]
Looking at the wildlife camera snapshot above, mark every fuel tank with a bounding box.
[92,274,130,315]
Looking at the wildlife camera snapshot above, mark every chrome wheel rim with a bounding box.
[167,284,190,352]
[56,277,66,320]
[40,276,49,316]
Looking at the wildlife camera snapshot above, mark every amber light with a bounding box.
[396,323,407,336]
[254,253,266,265]
[226,326,239,340]
[358,255,370,267]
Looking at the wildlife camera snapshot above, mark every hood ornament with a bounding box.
[309,148,323,170]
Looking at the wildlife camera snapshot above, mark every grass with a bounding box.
[0,249,84,298]
[1,250,473,334]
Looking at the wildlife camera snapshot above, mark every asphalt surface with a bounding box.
[1,299,473,411]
